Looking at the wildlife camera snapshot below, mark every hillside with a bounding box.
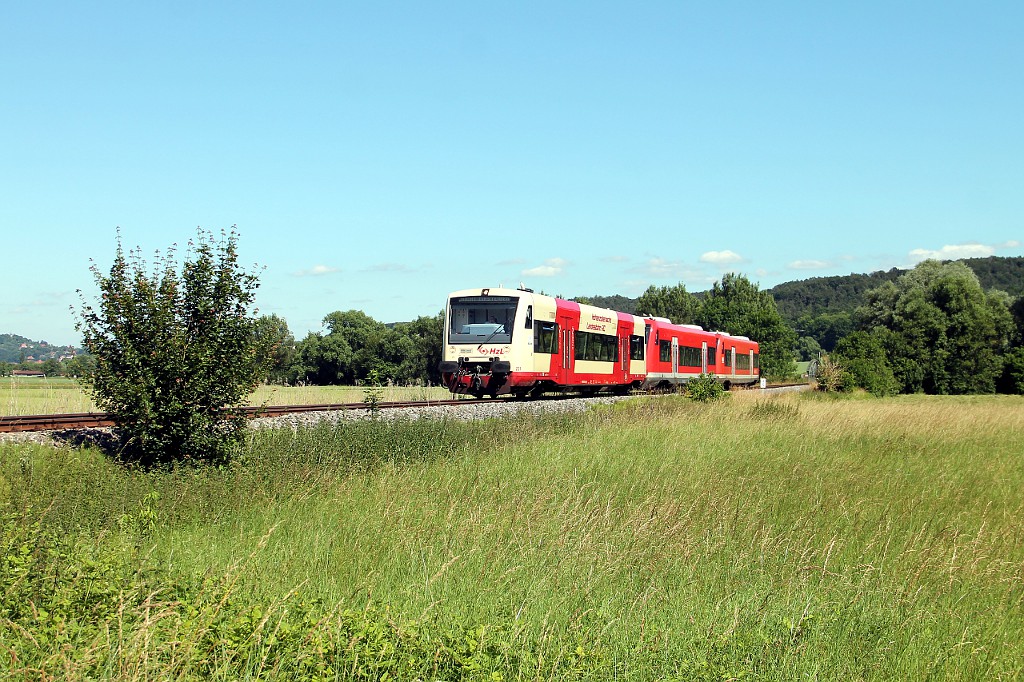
[768,256,1024,323]
[0,334,80,364]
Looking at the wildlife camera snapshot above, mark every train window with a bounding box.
[659,340,671,363]
[722,349,733,369]
[753,353,759,369]
[534,321,558,354]
[525,305,533,330]
[680,346,702,368]
[707,348,716,366]
[574,331,618,362]
[737,353,751,370]
[448,296,518,344]
[630,335,645,361]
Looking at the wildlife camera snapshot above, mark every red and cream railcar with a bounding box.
[714,331,760,388]
[439,287,646,397]
[639,318,718,389]
[640,317,761,390]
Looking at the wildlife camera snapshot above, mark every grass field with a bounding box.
[2,391,1023,679]
[0,377,454,416]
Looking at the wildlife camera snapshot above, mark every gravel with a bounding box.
[1,386,810,449]
[0,395,638,448]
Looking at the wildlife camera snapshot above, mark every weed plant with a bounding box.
[2,392,1024,678]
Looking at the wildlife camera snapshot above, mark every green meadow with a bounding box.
[0,377,454,416]
[2,391,1023,679]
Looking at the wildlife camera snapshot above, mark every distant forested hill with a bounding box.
[768,257,1024,323]
[767,269,904,323]
[575,294,639,314]
[573,257,1023,326]
[0,334,81,364]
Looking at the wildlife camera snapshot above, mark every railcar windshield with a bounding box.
[447,295,519,344]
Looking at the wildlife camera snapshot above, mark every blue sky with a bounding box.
[3,2,1021,346]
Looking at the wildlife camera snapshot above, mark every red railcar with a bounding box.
[640,317,760,390]
[439,287,646,397]
[439,287,760,397]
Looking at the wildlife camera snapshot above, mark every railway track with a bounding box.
[0,399,503,434]
[0,384,808,434]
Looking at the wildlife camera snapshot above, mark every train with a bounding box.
[438,286,760,398]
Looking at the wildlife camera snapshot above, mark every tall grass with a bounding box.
[2,392,1023,679]
[0,379,455,416]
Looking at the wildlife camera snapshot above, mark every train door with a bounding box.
[671,337,679,384]
[558,310,575,386]
[701,341,708,374]
[618,320,631,385]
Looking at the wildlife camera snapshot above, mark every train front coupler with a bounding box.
[439,359,511,398]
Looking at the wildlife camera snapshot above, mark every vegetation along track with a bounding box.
[0,385,806,434]
[0,399,503,433]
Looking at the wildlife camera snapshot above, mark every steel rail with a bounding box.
[0,398,503,434]
[0,385,808,434]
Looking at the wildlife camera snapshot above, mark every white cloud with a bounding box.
[294,264,339,276]
[700,250,744,265]
[787,259,831,270]
[631,257,682,277]
[364,262,415,273]
[627,258,708,281]
[522,265,560,277]
[521,257,568,278]
[998,240,1021,250]
[908,243,995,263]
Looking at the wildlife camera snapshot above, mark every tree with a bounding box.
[393,313,443,385]
[696,273,797,381]
[40,359,62,377]
[635,283,698,324]
[75,227,272,467]
[796,335,822,362]
[832,330,899,397]
[62,354,97,378]
[857,260,1013,394]
[254,314,297,384]
[794,311,855,352]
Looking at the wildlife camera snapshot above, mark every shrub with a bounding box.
[833,331,899,397]
[686,373,727,402]
[998,347,1024,394]
[814,354,852,393]
[75,227,273,467]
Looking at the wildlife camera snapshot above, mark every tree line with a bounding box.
[56,228,1024,468]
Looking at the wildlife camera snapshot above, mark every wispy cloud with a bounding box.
[787,259,831,270]
[363,262,416,273]
[700,250,744,265]
[522,258,568,277]
[908,242,997,263]
[628,258,705,280]
[293,264,339,277]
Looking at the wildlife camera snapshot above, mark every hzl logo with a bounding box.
[477,347,508,355]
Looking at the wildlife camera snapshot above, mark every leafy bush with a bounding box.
[686,373,727,402]
[75,228,273,467]
[814,354,853,393]
[832,331,900,397]
[998,346,1024,394]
